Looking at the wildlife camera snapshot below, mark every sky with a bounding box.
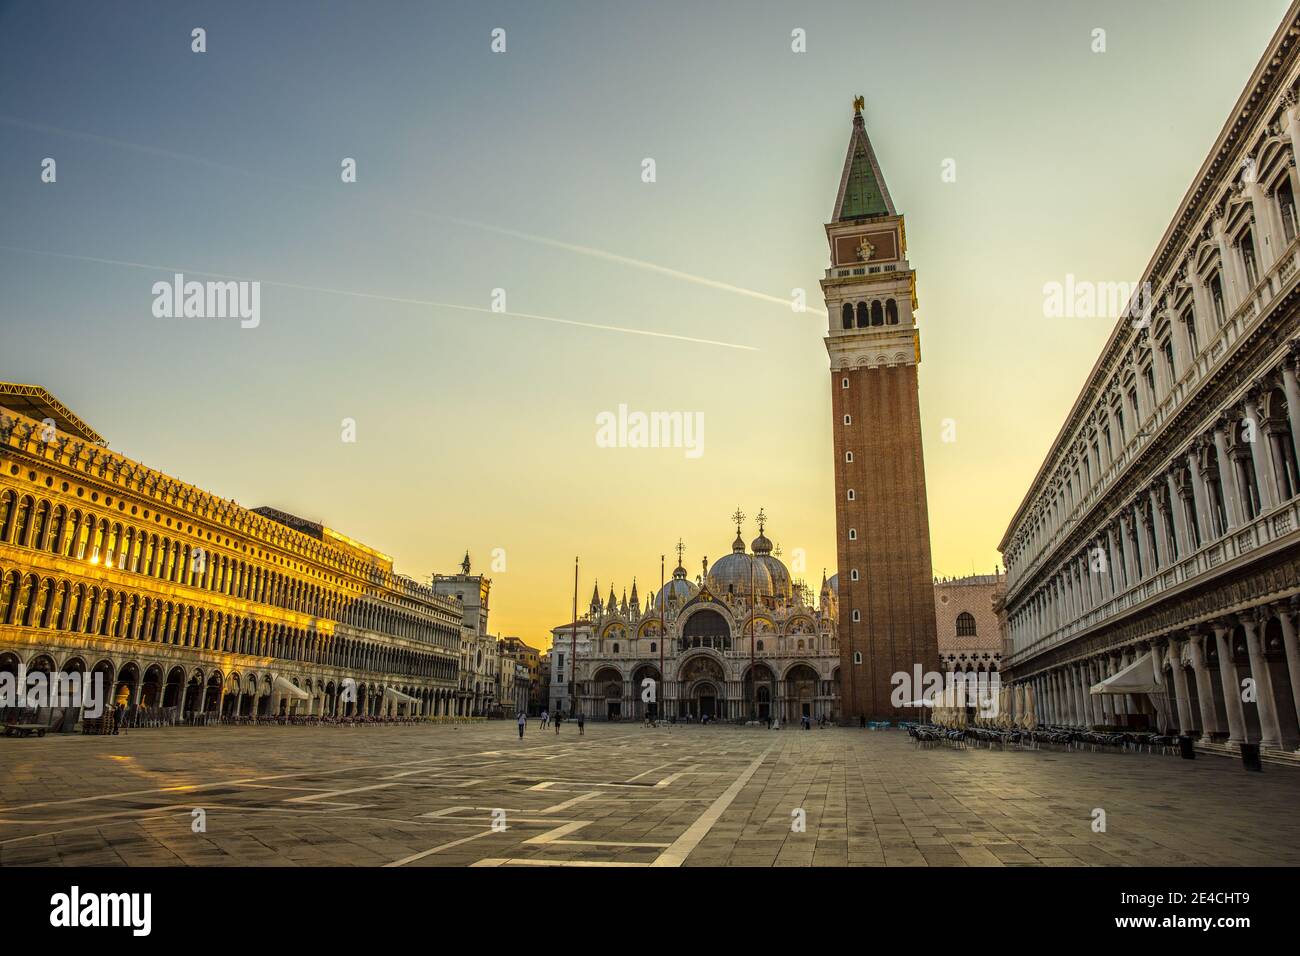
[0,0,1292,649]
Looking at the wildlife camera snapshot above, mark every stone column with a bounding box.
[1276,600,1300,745]
[1168,636,1194,736]
[1243,611,1283,749]
[1090,659,1106,724]
[1189,633,1219,743]
[1214,423,1241,530]
[1281,359,1300,468]
[1244,391,1278,511]
[1120,647,1138,718]
[1213,623,1248,746]
[1100,659,1115,724]
[1187,448,1213,540]
[1165,472,1190,557]
[1133,506,1154,577]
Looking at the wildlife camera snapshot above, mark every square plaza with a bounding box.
[1,723,1298,868]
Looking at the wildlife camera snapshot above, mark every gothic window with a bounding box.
[853,651,862,664]
[886,298,899,324]
[845,451,853,463]
[856,302,869,328]
[870,301,884,326]
[842,377,849,389]
[850,569,858,581]
[848,528,857,540]
[841,303,853,329]
[847,489,856,501]
[956,612,977,636]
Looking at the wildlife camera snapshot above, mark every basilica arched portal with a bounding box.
[678,654,725,719]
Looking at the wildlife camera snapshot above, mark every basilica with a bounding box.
[550,512,842,723]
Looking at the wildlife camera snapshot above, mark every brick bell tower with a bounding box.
[821,97,940,721]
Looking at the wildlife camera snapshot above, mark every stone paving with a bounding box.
[1,722,1298,867]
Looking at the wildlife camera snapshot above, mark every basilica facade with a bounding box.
[552,514,841,722]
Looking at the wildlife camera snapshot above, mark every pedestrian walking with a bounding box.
[554,712,562,734]
[517,711,526,740]
[541,709,549,729]
[577,712,585,735]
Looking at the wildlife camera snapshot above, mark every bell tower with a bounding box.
[821,97,940,721]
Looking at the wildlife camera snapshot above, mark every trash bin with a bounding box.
[1240,742,1263,772]
[1178,735,1195,760]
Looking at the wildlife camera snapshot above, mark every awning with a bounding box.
[383,687,419,704]
[1090,652,1160,695]
[273,676,310,700]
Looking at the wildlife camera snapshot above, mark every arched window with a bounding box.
[870,301,884,326]
[841,303,854,330]
[956,612,977,636]
[886,299,899,324]
[855,302,869,328]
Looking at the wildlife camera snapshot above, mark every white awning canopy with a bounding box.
[273,676,310,700]
[1090,652,1160,695]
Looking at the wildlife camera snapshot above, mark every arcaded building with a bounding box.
[934,572,1005,675]
[999,5,1300,752]
[0,383,463,719]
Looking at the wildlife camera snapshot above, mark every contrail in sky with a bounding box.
[0,114,821,317]
[0,245,759,351]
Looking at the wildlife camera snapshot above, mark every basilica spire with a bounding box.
[832,95,896,222]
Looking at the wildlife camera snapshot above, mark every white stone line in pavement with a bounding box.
[283,782,398,809]
[472,858,648,867]
[650,746,772,867]
[0,733,644,814]
[625,761,679,782]
[384,829,498,867]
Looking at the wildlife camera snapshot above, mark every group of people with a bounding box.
[513,709,829,737]
[517,709,585,738]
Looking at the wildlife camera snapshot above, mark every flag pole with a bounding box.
[659,553,665,722]
[571,557,578,720]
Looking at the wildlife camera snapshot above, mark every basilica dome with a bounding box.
[709,532,774,598]
[655,561,699,609]
[750,529,792,600]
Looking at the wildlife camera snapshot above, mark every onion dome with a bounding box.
[656,554,699,609]
[709,530,774,599]
[750,520,792,601]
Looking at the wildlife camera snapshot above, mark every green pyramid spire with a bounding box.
[833,98,896,222]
